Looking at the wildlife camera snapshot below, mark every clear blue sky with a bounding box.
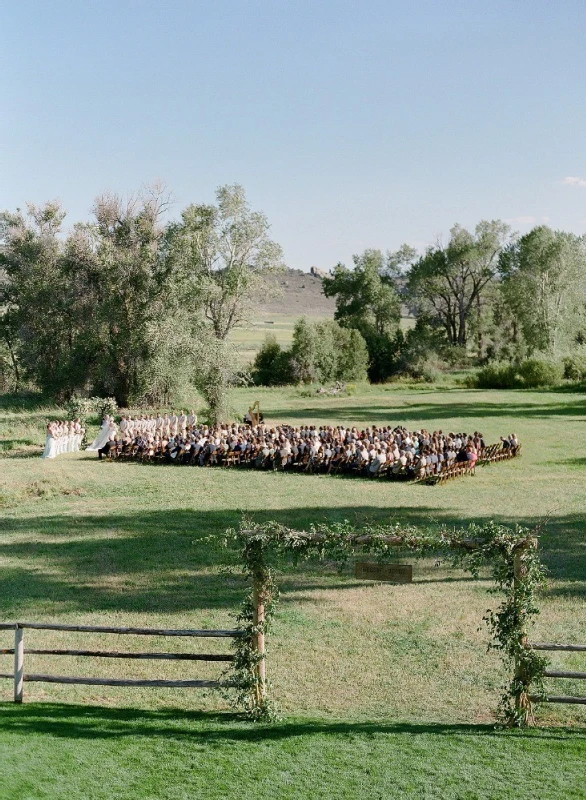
[3,0,586,270]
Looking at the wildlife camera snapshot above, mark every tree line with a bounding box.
[255,221,586,388]
[0,185,284,421]
[2,186,586,419]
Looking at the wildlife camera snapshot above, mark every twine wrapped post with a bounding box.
[252,572,267,706]
[512,538,538,724]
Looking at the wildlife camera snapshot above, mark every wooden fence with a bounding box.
[0,622,243,703]
[528,642,586,706]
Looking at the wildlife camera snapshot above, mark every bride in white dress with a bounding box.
[86,415,113,451]
[42,422,58,459]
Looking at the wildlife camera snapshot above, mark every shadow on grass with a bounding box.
[555,457,586,468]
[0,506,584,616]
[0,442,43,459]
[0,702,582,742]
[267,399,586,424]
[0,392,48,413]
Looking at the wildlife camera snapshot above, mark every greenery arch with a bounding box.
[223,520,547,726]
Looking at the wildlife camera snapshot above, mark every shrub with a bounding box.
[251,336,293,386]
[471,358,563,389]
[472,362,518,389]
[563,352,586,382]
[255,321,369,386]
[327,324,368,383]
[516,358,563,388]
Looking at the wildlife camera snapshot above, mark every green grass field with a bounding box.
[0,385,585,798]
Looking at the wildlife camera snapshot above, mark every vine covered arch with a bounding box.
[223,520,546,727]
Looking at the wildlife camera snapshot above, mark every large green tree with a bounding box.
[407,220,512,350]
[84,186,182,405]
[0,201,95,398]
[322,249,402,382]
[323,249,401,337]
[168,184,285,421]
[499,226,586,357]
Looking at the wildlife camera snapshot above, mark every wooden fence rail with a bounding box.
[527,642,586,707]
[0,622,243,703]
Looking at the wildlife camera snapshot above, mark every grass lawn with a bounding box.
[0,384,585,798]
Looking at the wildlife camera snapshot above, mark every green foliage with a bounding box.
[472,358,563,389]
[334,326,369,383]
[290,317,318,383]
[0,202,93,399]
[563,350,586,382]
[225,519,546,726]
[471,362,518,389]
[251,335,293,386]
[516,358,563,388]
[1,185,285,421]
[407,220,512,349]
[500,226,586,357]
[87,187,182,406]
[169,184,285,421]
[284,318,369,386]
[361,329,404,382]
[323,249,401,338]
[393,321,453,381]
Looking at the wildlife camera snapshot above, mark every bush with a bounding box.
[471,358,563,389]
[254,322,369,386]
[65,395,118,425]
[516,358,563,388]
[563,352,586,382]
[471,362,518,389]
[251,336,293,386]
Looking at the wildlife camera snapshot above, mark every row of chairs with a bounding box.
[425,442,522,485]
[104,440,520,483]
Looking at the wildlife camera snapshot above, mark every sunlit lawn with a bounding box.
[0,385,585,798]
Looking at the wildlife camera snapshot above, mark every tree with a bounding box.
[0,201,92,399]
[499,226,586,357]
[290,317,318,383]
[323,249,401,337]
[86,185,179,406]
[407,220,512,350]
[332,325,369,382]
[169,185,285,421]
[251,335,293,386]
[322,249,402,382]
[0,189,197,406]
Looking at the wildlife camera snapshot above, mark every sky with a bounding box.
[3,0,586,270]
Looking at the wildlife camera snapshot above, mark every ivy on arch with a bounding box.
[223,519,547,726]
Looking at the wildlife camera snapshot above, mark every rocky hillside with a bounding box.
[258,268,336,317]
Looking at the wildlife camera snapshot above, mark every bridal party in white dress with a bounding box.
[42,419,85,459]
[86,414,118,452]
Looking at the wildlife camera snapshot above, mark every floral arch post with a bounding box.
[223,520,546,726]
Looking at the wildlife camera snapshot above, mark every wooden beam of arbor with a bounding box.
[242,530,536,551]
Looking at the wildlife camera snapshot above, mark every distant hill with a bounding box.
[258,268,336,317]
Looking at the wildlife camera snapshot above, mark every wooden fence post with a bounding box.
[14,625,24,704]
[252,575,267,706]
[513,539,537,722]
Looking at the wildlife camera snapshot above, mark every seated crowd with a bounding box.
[96,412,520,480]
